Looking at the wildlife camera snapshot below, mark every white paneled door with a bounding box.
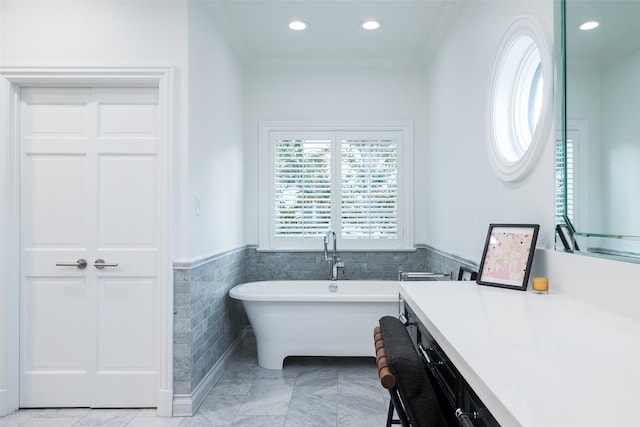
[19,87,161,408]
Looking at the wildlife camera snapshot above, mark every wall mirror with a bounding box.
[557,0,640,261]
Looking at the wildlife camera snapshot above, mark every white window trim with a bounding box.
[486,15,553,182]
[566,120,590,230]
[258,121,414,251]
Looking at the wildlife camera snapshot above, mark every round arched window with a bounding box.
[487,16,552,181]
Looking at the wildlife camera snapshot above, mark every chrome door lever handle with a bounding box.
[56,259,88,269]
[94,259,119,269]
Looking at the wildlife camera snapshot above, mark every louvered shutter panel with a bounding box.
[274,138,331,238]
[555,135,574,225]
[555,134,576,224]
[554,137,566,225]
[566,138,575,221]
[341,138,398,239]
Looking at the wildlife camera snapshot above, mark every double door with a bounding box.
[19,86,161,407]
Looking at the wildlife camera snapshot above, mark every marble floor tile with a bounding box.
[36,409,93,418]
[231,414,286,427]
[208,373,255,398]
[337,374,388,420]
[293,366,338,387]
[337,413,388,427]
[1,332,388,427]
[285,392,337,427]
[0,409,39,427]
[18,417,80,427]
[178,413,215,427]
[237,377,295,416]
[175,413,218,427]
[125,416,184,427]
[197,387,246,425]
[72,409,140,426]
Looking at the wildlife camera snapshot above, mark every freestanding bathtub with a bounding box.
[229,280,400,369]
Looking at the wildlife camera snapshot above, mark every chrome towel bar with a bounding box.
[398,271,453,281]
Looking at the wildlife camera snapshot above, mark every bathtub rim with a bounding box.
[229,280,401,302]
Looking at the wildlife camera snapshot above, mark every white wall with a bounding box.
[186,2,245,260]
[422,0,556,264]
[243,2,559,262]
[243,65,429,245]
[0,1,187,68]
[601,50,640,237]
[0,0,246,263]
[1,0,191,259]
[567,48,640,247]
[567,62,602,232]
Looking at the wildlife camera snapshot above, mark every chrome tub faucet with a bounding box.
[323,230,344,280]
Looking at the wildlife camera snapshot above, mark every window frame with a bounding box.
[258,121,414,251]
[486,15,553,182]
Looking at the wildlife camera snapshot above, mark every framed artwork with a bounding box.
[457,267,477,281]
[556,224,579,252]
[477,224,540,291]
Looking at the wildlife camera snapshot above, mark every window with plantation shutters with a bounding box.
[554,136,567,225]
[274,138,331,238]
[341,136,397,239]
[261,123,413,250]
[556,123,586,230]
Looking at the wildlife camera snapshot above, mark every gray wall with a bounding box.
[173,248,248,396]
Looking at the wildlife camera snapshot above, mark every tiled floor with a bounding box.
[0,333,389,427]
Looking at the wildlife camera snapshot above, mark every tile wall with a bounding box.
[172,248,248,404]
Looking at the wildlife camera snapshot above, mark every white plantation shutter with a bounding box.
[554,136,566,225]
[341,138,397,239]
[566,137,575,221]
[274,138,331,238]
[263,123,412,250]
[555,134,575,225]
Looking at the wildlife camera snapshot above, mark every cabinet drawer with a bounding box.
[462,384,500,427]
[403,303,499,427]
[417,323,459,408]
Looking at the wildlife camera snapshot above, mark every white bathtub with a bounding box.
[229,280,400,369]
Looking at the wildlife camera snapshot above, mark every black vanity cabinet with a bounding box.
[403,304,500,427]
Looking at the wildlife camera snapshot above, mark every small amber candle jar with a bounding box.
[532,277,549,294]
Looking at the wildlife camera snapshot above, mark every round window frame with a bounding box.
[487,15,553,182]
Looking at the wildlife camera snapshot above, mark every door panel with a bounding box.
[99,105,157,136]
[21,277,91,407]
[23,155,88,248]
[97,279,155,369]
[97,156,157,247]
[20,86,160,408]
[27,278,87,368]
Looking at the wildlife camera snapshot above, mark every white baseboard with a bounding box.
[156,388,174,417]
[172,327,248,417]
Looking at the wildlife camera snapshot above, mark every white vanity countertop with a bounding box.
[400,281,640,427]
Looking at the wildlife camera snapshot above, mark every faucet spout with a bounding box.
[323,232,331,262]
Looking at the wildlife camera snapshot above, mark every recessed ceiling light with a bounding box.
[361,20,381,30]
[579,21,600,31]
[289,21,308,31]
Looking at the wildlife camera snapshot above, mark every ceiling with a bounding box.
[207,0,463,66]
[566,0,640,61]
